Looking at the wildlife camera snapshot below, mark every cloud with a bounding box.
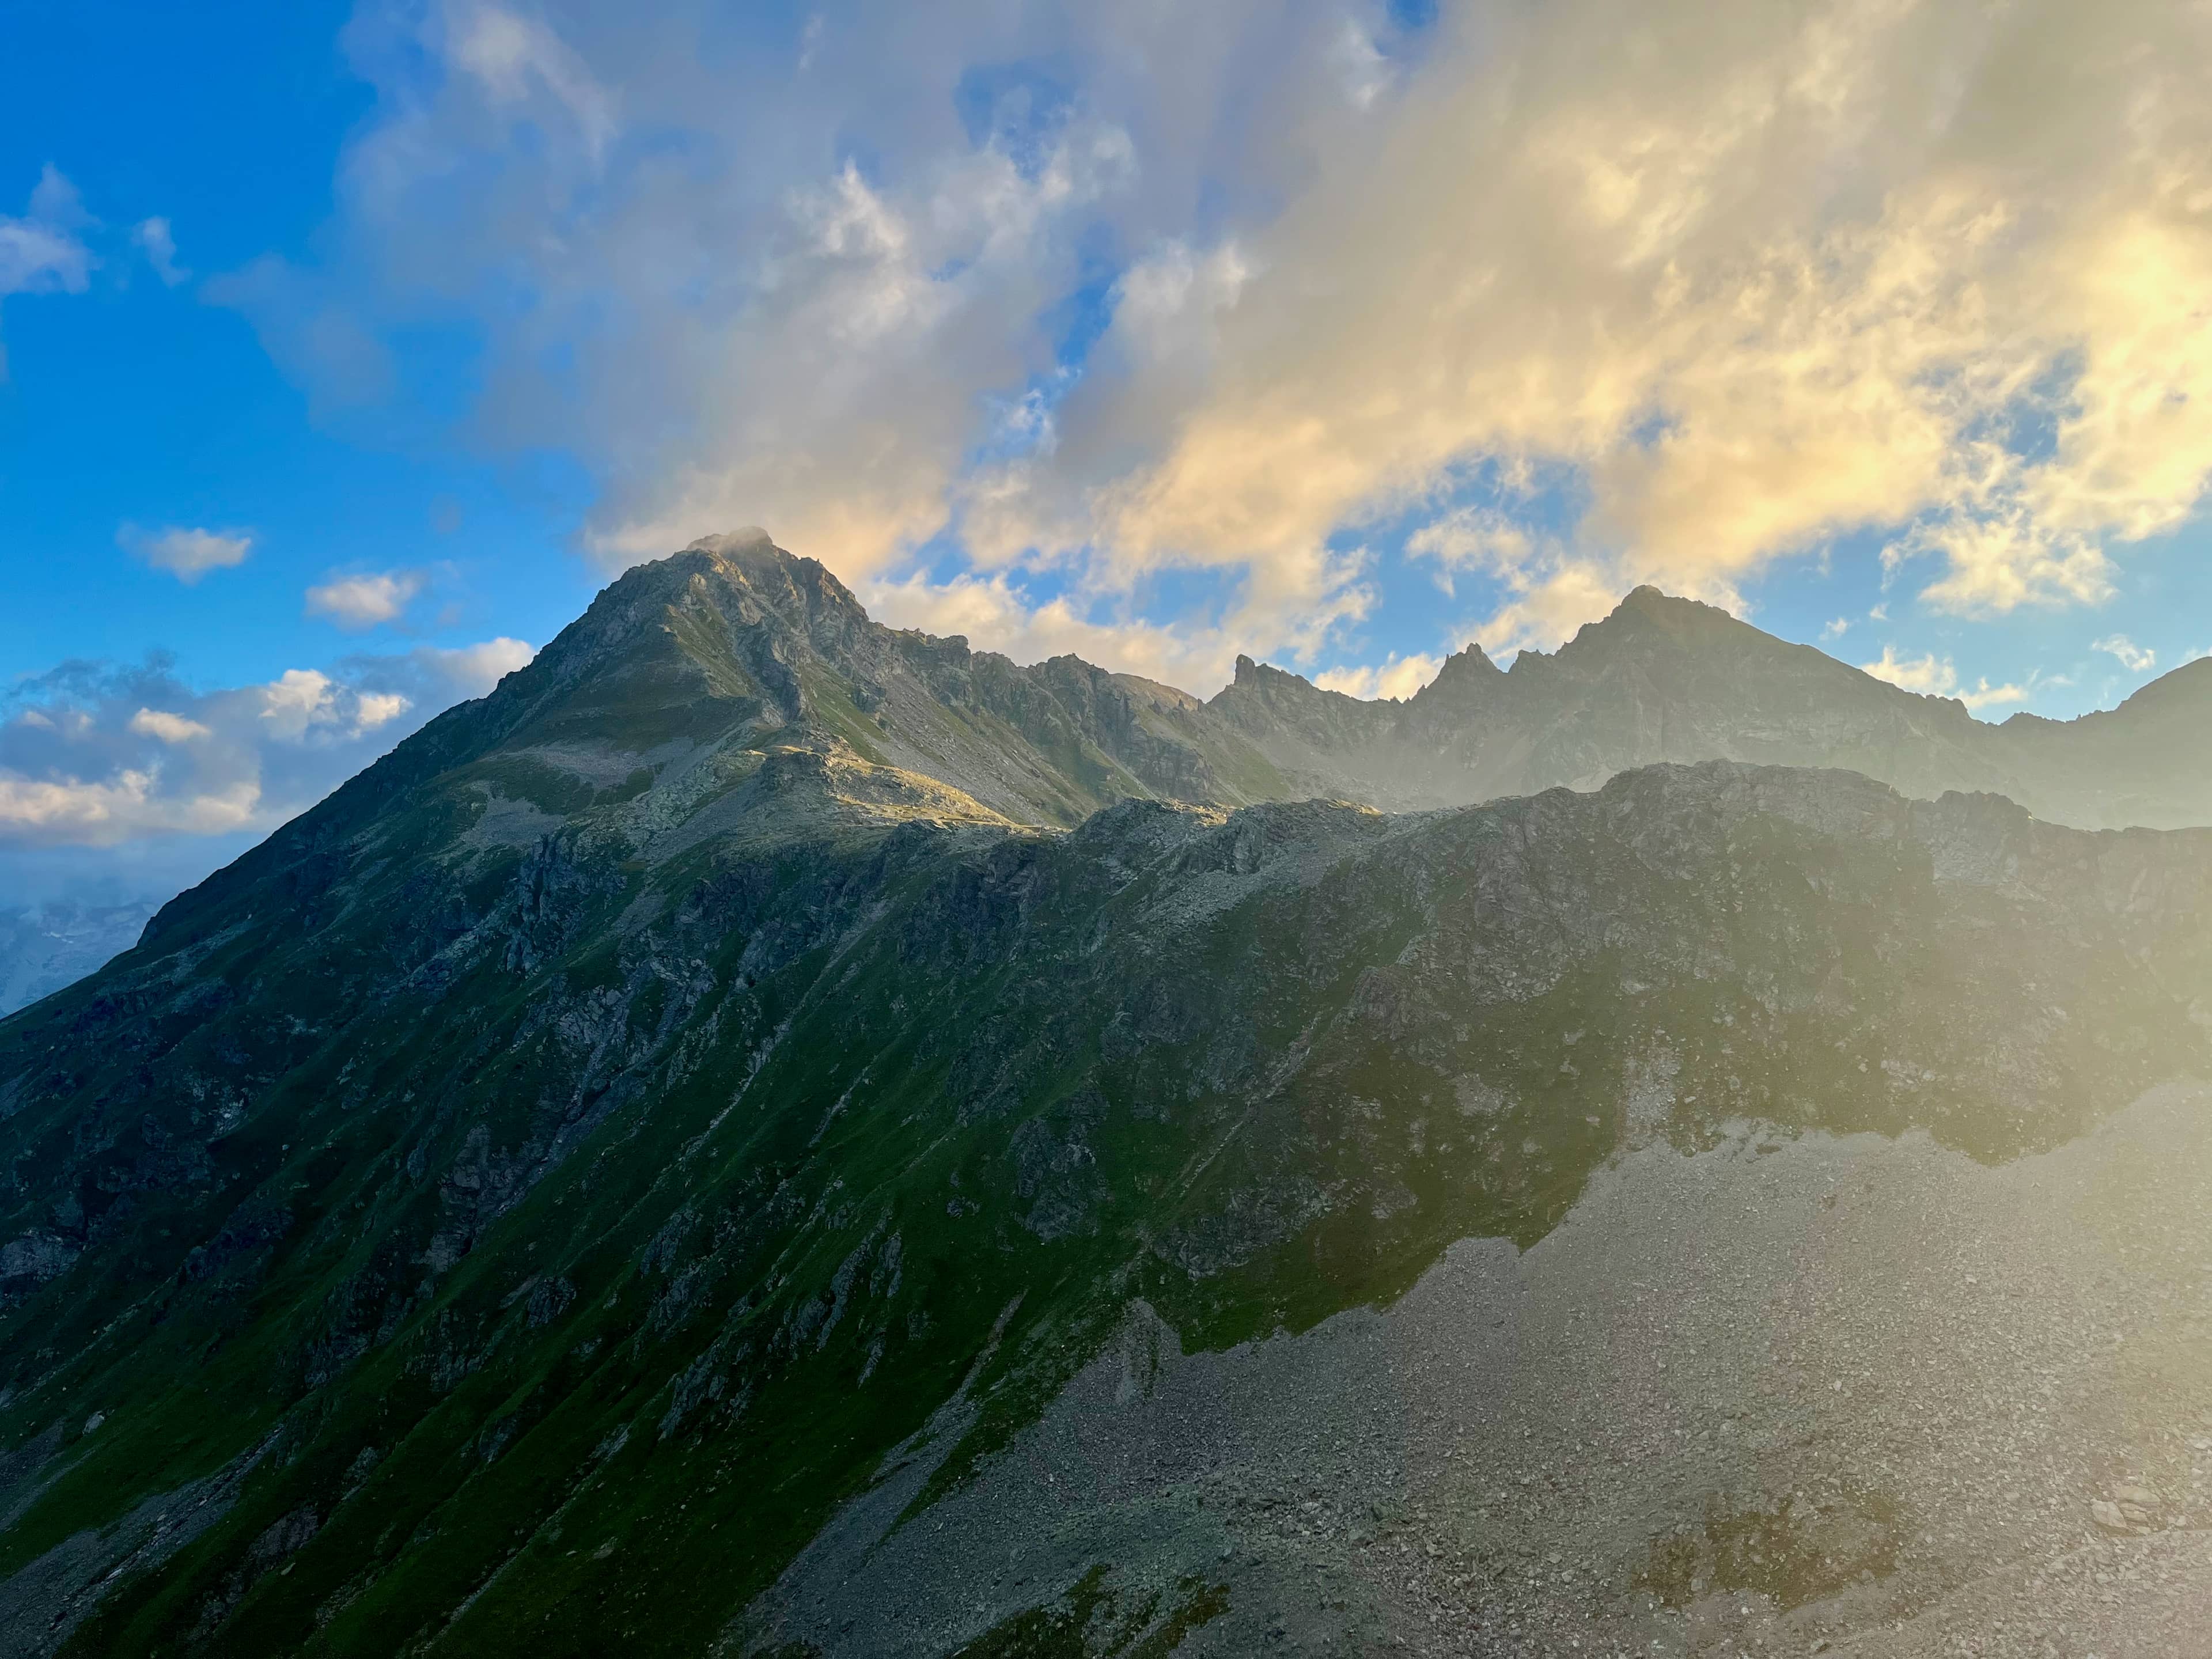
[1037,0,2212,643]
[120,524,254,583]
[305,569,427,629]
[860,570,1267,694]
[1313,653,1441,700]
[1859,646,2028,713]
[132,217,189,286]
[232,1,2212,673]
[0,771,257,843]
[0,639,527,850]
[1404,502,1639,658]
[203,254,396,412]
[127,708,212,743]
[1821,618,1849,642]
[408,636,536,696]
[222,1,1402,632]
[0,166,94,301]
[446,1,618,161]
[1,166,97,370]
[2092,633,2157,673]
[1859,647,1956,698]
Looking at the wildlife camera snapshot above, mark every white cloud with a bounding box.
[1404,504,1639,658]
[446,1,618,162]
[1820,618,1849,642]
[257,668,384,740]
[221,0,1395,639]
[132,217,188,286]
[861,570,1270,694]
[305,569,427,629]
[0,166,94,302]
[1859,647,1956,697]
[1859,646,2028,712]
[0,772,258,842]
[1,166,97,375]
[127,708,211,743]
[411,636,536,696]
[1961,681,2032,714]
[1313,653,1441,700]
[354,691,411,730]
[120,524,254,584]
[0,640,524,850]
[2092,634,2157,673]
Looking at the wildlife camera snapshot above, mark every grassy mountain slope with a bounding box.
[1,539,2209,1655]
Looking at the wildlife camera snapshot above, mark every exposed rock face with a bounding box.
[577,540,2212,830]
[0,537,2208,1658]
[1207,584,2212,827]
[13,536,2212,1010]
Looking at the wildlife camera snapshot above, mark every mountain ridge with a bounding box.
[149,531,2202,884]
[3,533,2211,1656]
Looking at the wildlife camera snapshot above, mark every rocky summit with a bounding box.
[2,533,2211,1657]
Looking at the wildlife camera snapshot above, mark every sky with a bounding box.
[4,0,2211,909]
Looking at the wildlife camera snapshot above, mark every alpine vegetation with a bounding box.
[3,537,2211,1655]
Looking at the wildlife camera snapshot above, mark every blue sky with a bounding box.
[5,0,2211,908]
[1,2,601,690]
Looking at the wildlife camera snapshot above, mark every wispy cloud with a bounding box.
[305,569,428,630]
[0,166,94,301]
[1313,653,1442,701]
[119,524,255,584]
[131,216,188,286]
[0,166,97,372]
[1859,646,2028,713]
[2092,634,2157,673]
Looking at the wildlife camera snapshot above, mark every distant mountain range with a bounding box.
[1212,587,2212,830]
[324,528,2200,840]
[1,534,2209,1657]
[0,901,159,1018]
[491,531,2212,834]
[7,532,2209,1025]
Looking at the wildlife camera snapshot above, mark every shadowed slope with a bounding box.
[3,735,2211,1655]
[1,538,2210,1657]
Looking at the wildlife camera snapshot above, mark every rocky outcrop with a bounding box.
[1198,585,2212,827]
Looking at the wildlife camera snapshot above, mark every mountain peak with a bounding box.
[325,537,2212,857]
[676,528,869,619]
[684,524,775,559]
[1411,642,1504,707]
[1517,585,1783,677]
[1602,584,1742,634]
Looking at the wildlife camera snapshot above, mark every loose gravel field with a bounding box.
[748,1081,2212,1657]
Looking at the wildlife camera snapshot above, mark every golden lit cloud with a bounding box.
[1027,0,2212,641]
[271,0,2212,671]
